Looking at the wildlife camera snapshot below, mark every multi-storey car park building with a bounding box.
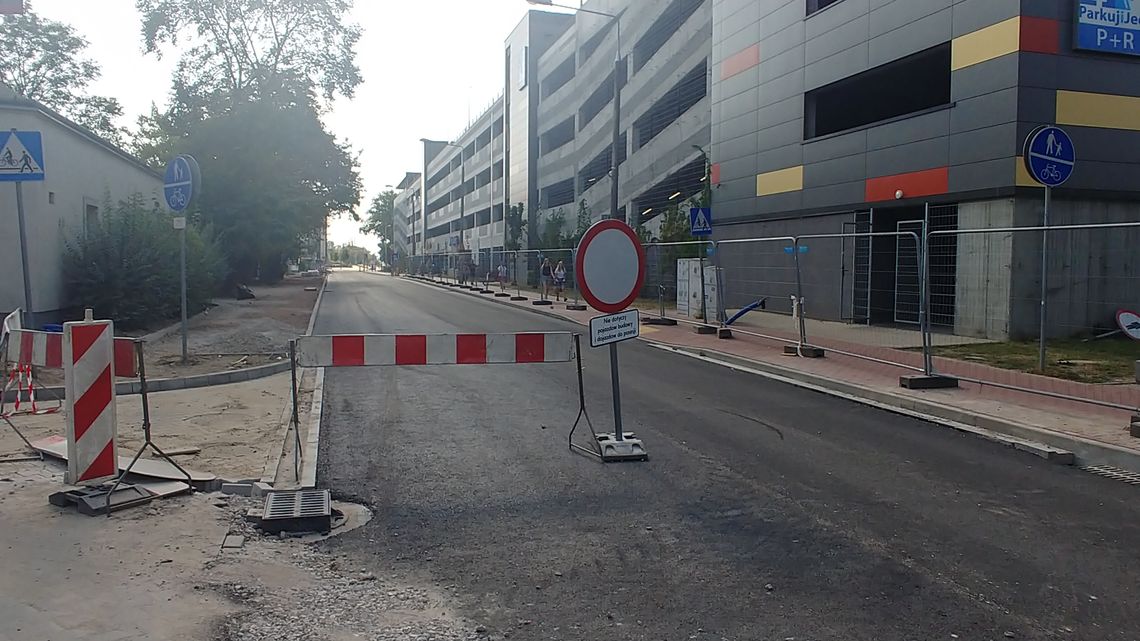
[394,0,1140,340]
[712,0,1140,339]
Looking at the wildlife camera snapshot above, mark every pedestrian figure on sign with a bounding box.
[540,258,554,300]
[554,260,567,301]
[1047,132,1063,157]
[498,263,507,292]
[19,150,32,173]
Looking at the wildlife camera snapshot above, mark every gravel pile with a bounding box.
[205,498,483,641]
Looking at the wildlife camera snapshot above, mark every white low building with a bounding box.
[0,86,163,326]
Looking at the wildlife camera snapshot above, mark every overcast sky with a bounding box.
[35,0,561,247]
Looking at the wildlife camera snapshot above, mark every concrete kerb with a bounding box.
[408,272,1140,475]
[292,274,327,489]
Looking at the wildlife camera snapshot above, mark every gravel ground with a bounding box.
[205,498,484,641]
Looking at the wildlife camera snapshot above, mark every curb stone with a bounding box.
[1,359,291,403]
[407,274,1140,475]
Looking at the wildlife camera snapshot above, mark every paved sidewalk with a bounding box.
[403,274,1140,463]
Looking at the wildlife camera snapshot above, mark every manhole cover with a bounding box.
[259,489,332,534]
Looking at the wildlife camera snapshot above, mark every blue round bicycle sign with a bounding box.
[1024,126,1075,187]
[163,155,199,212]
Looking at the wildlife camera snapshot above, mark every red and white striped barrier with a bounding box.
[295,332,575,368]
[5,328,138,377]
[63,318,118,485]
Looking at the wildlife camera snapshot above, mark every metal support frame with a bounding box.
[568,334,602,459]
[105,340,194,516]
[290,340,302,482]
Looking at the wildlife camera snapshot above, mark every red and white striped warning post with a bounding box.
[62,313,118,485]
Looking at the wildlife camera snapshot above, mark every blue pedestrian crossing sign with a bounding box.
[164,155,200,212]
[689,207,712,236]
[1024,126,1075,187]
[0,130,44,182]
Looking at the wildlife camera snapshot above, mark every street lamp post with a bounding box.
[528,0,624,226]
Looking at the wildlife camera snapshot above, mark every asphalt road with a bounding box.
[314,270,1140,641]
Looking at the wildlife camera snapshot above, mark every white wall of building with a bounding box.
[0,106,163,320]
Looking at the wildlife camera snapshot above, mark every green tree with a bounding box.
[183,98,361,282]
[137,0,362,106]
[571,199,592,245]
[361,190,397,241]
[536,208,570,250]
[0,9,125,143]
[505,202,527,251]
[658,204,699,257]
[63,194,225,329]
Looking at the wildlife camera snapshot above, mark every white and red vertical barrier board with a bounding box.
[62,318,118,485]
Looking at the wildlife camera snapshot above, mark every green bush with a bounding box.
[63,194,226,329]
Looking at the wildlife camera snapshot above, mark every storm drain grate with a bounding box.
[258,489,332,534]
[1082,465,1140,486]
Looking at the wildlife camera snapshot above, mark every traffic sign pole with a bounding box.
[15,180,32,329]
[164,155,200,366]
[1023,125,1074,372]
[1039,186,1050,372]
[574,219,648,461]
[180,225,188,365]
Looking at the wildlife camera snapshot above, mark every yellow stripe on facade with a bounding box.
[756,166,803,196]
[951,17,1020,71]
[1015,157,1039,188]
[1056,90,1140,131]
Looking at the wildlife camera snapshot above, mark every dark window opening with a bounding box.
[493,203,505,222]
[540,178,576,209]
[577,133,627,194]
[493,160,504,181]
[579,20,615,67]
[493,118,504,137]
[84,204,99,237]
[805,43,951,139]
[541,55,576,100]
[807,0,843,15]
[477,127,492,149]
[579,69,615,130]
[426,168,449,191]
[476,207,493,227]
[632,0,704,73]
[540,116,576,156]
[632,61,708,151]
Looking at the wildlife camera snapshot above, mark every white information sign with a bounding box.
[589,310,640,348]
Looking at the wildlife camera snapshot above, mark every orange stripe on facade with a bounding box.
[721,44,759,80]
[865,167,949,202]
[1020,16,1060,55]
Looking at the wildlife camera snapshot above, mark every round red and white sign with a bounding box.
[1116,309,1140,341]
[574,219,646,314]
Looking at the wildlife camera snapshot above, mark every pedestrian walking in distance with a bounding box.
[554,260,567,302]
[497,263,507,292]
[540,258,554,300]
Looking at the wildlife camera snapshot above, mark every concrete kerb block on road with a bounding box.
[410,274,1140,475]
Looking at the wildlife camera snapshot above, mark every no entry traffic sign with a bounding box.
[574,219,646,314]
